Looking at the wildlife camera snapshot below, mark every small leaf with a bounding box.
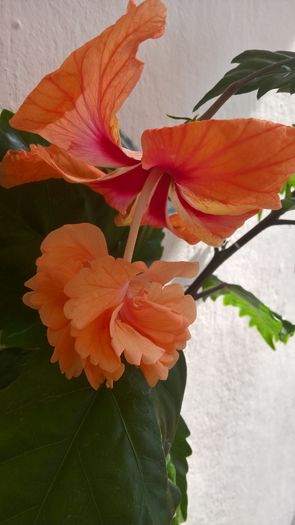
[280,174,295,197]
[281,192,295,212]
[193,49,295,112]
[203,275,295,349]
[166,114,195,122]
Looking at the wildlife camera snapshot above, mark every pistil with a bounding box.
[123,169,162,262]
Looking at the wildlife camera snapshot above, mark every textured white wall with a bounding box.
[2,1,295,524]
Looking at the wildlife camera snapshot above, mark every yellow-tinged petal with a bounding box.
[169,184,255,246]
[10,0,166,167]
[142,119,295,215]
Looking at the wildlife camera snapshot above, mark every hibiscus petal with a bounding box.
[155,284,197,325]
[169,184,256,245]
[0,144,104,188]
[111,317,164,366]
[143,260,199,284]
[72,310,123,373]
[142,172,171,227]
[83,363,106,390]
[84,360,124,390]
[49,325,85,379]
[90,163,148,214]
[23,271,69,330]
[0,146,61,188]
[140,351,179,387]
[64,257,146,329]
[39,223,108,270]
[10,0,166,167]
[117,280,195,353]
[141,119,295,216]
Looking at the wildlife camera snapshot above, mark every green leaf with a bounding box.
[153,359,190,524]
[203,275,295,349]
[170,416,192,524]
[0,180,163,349]
[0,347,31,389]
[166,114,195,122]
[193,49,295,112]
[134,225,164,266]
[153,352,187,455]
[281,192,295,212]
[0,349,183,524]
[280,174,295,197]
[0,109,48,160]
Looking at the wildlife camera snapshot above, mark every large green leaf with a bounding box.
[193,49,295,112]
[203,275,295,349]
[153,353,187,456]
[0,348,31,389]
[170,416,192,524]
[0,349,184,525]
[154,361,191,524]
[0,109,48,160]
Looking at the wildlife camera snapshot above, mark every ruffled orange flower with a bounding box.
[24,223,197,388]
[2,0,295,245]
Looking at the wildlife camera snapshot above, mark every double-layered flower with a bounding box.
[24,223,197,388]
[2,0,295,245]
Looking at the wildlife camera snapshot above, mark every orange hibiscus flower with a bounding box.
[2,0,295,245]
[24,223,197,388]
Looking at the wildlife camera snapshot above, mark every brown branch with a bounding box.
[273,219,295,225]
[194,283,227,301]
[186,204,292,300]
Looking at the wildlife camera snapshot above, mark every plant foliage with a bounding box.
[0,110,189,524]
[194,50,295,112]
[203,275,295,349]
[170,417,192,524]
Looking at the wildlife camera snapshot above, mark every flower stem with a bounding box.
[123,170,161,262]
[186,202,293,299]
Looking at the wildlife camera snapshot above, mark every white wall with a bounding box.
[2,1,295,524]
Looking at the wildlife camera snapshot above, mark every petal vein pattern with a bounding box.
[10,0,167,168]
[141,119,295,244]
